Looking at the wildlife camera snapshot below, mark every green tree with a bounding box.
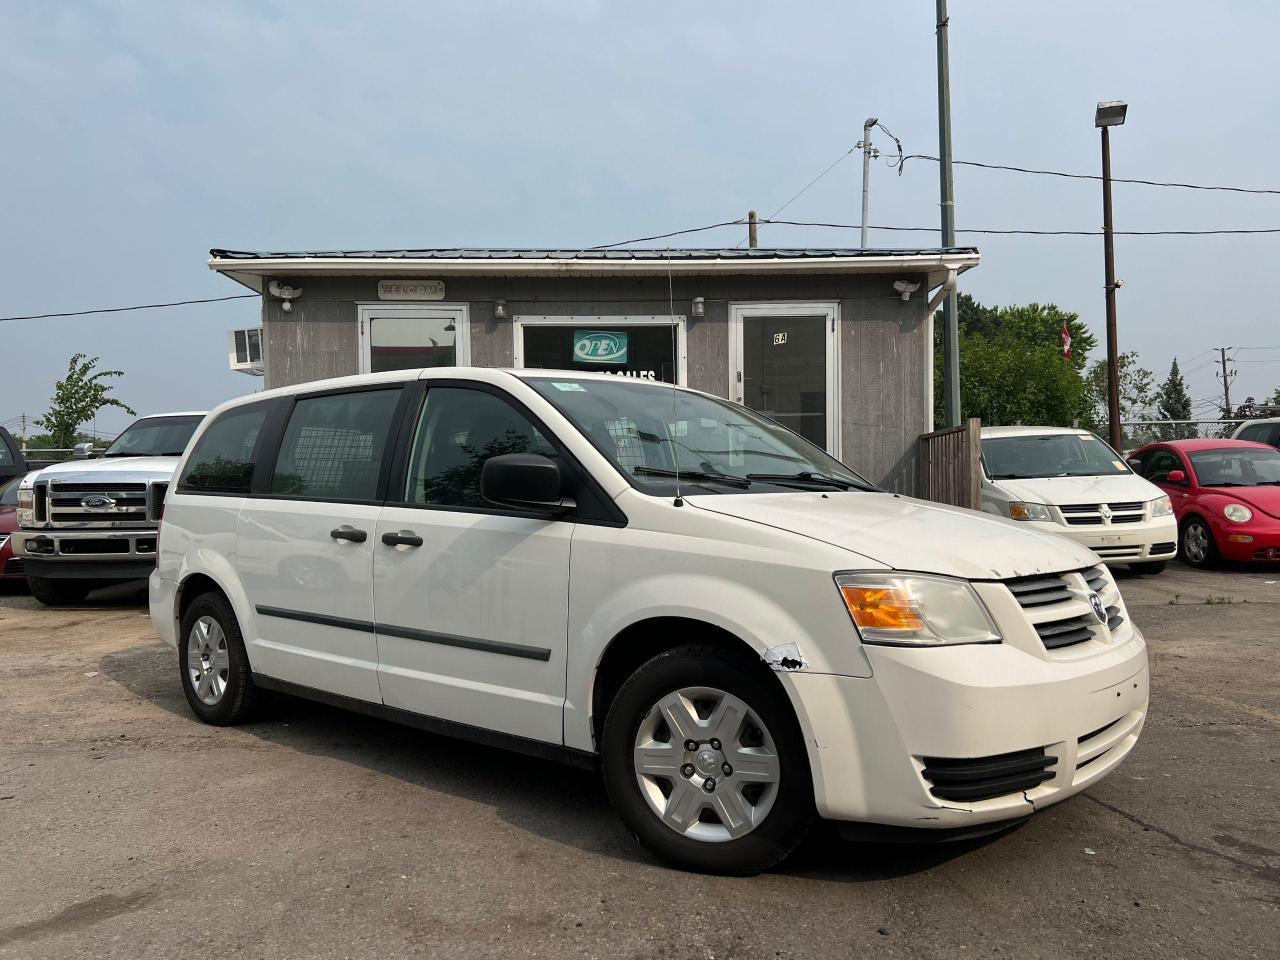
[934,298,1097,427]
[1082,352,1156,438]
[36,353,135,448]
[1154,359,1195,439]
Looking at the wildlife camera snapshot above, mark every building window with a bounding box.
[516,317,684,384]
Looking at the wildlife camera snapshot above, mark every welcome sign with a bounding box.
[573,330,629,365]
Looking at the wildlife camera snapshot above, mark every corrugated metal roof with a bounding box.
[210,246,979,261]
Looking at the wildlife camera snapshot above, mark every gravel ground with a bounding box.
[0,563,1276,959]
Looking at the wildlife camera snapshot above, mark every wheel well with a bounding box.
[176,573,226,623]
[590,617,776,749]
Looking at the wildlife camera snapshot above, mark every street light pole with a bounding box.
[1096,100,1128,451]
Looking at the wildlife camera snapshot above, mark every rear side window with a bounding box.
[177,406,267,495]
[1238,424,1265,442]
[270,389,401,501]
[1142,450,1184,483]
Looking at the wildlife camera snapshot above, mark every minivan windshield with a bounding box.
[525,376,873,494]
[982,432,1129,480]
[1188,447,1280,486]
[101,416,203,458]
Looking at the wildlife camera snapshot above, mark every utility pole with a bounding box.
[859,117,878,249]
[936,0,960,427]
[747,210,758,249]
[1217,346,1235,418]
[1095,100,1128,451]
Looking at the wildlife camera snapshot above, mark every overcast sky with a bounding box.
[3,1,1278,438]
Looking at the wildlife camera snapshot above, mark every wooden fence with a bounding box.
[917,418,982,510]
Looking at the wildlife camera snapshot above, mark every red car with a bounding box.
[0,476,27,583]
[1129,439,1280,567]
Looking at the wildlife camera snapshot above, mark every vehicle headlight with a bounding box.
[1151,495,1173,518]
[1009,501,1053,522]
[16,487,33,528]
[835,573,1001,647]
[1223,503,1252,523]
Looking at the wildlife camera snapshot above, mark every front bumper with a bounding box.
[780,627,1148,829]
[12,528,158,563]
[1026,516,1178,564]
[1214,518,1280,562]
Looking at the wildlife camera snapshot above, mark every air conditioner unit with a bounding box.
[228,327,265,376]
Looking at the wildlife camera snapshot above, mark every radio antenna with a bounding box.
[666,249,683,506]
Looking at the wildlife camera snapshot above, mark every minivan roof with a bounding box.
[980,426,1090,439]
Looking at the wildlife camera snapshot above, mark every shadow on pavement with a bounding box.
[98,642,989,880]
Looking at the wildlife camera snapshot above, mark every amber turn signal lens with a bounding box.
[838,585,925,632]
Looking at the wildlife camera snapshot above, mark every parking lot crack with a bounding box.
[1083,794,1280,887]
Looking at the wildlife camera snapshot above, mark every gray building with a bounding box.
[209,247,979,490]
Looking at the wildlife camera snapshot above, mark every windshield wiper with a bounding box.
[632,466,751,488]
[746,471,860,490]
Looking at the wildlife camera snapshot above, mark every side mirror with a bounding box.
[72,442,95,459]
[481,453,570,512]
[1166,469,1187,484]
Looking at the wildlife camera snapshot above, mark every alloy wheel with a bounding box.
[187,615,230,706]
[632,686,780,843]
[1184,523,1209,564]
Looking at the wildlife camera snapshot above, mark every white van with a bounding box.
[980,426,1178,572]
[150,369,1148,874]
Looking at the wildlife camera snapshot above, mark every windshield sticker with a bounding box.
[551,382,587,392]
[1112,460,1126,470]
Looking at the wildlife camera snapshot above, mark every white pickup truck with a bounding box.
[13,412,206,605]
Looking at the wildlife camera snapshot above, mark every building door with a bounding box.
[514,315,687,384]
[357,304,470,374]
[729,303,839,456]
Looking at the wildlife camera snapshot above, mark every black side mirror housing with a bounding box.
[481,453,569,512]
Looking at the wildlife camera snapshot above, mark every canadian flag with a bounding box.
[1061,320,1072,358]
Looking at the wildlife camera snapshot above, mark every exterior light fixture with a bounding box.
[691,297,705,318]
[1094,100,1128,127]
[267,280,302,313]
[493,299,508,320]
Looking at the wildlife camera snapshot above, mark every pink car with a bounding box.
[0,476,26,583]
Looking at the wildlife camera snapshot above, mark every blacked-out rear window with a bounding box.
[176,406,268,495]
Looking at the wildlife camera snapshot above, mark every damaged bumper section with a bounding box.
[774,626,1149,830]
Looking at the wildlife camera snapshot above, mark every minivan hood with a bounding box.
[27,456,181,485]
[990,473,1160,506]
[687,491,1099,580]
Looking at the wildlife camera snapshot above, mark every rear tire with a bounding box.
[1180,518,1219,569]
[178,592,259,725]
[27,576,93,606]
[601,643,814,875]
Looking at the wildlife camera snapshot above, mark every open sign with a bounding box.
[573,330,629,365]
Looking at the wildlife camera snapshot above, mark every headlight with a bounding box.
[835,573,1001,647]
[1150,495,1173,518]
[1009,501,1053,521]
[16,487,33,527]
[1224,503,1252,523]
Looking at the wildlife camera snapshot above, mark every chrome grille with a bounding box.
[1059,501,1146,526]
[46,481,150,528]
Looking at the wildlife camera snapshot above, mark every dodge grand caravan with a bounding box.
[151,368,1148,874]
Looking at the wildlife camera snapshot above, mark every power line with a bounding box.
[764,218,1280,237]
[0,293,256,323]
[588,219,749,250]
[765,148,857,221]
[896,154,1280,195]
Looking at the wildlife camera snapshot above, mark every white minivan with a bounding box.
[151,369,1148,874]
[980,426,1178,572]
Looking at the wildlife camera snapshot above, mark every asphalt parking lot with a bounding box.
[0,563,1276,960]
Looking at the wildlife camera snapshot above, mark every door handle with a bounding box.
[329,526,368,543]
[382,530,423,548]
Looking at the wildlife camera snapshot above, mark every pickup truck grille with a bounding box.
[45,481,150,528]
[1059,501,1146,525]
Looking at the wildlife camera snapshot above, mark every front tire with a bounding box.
[178,592,259,725]
[1180,518,1219,569]
[601,644,814,875]
[27,576,93,606]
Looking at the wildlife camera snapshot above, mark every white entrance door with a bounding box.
[357,304,470,374]
[728,302,840,457]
